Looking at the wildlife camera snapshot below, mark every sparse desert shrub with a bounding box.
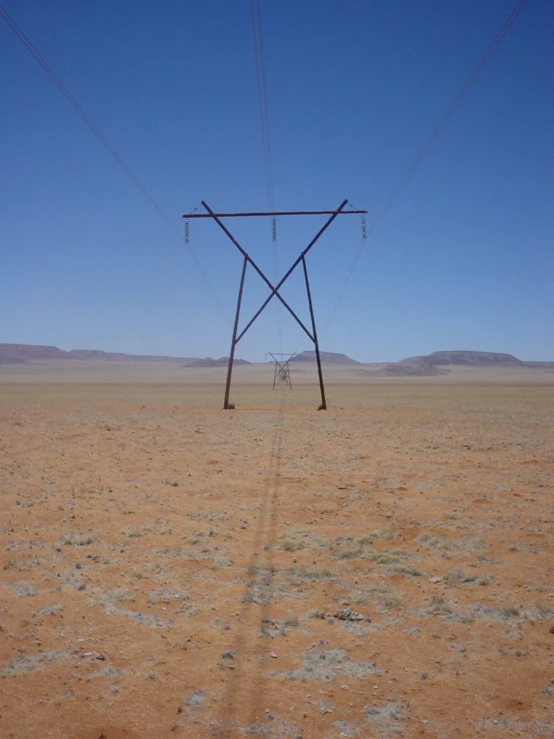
[12,581,37,597]
[525,603,554,621]
[286,566,333,582]
[331,721,360,736]
[279,649,380,682]
[3,558,40,572]
[464,603,520,623]
[415,533,448,550]
[179,689,205,712]
[388,563,424,577]
[0,651,70,678]
[427,595,455,616]
[283,613,300,629]
[152,547,217,562]
[455,537,486,553]
[369,528,396,540]
[279,537,303,552]
[446,569,475,586]
[446,569,494,587]
[365,699,409,724]
[58,532,97,547]
[107,587,134,603]
[332,534,375,561]
[349,583,402,611]
[32,604,63,617]
[278,530,329,552]
[370,549,410,566]
[147,587,188,604]
[211,555,234,569]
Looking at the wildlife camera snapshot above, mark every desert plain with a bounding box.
[1,361,553,738]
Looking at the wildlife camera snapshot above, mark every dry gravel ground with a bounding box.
[1,365,553,738]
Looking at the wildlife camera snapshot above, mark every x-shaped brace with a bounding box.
[202,200,347,345]
[198,199,350,409]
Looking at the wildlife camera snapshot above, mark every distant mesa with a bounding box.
[393,351,554,374]
[0,344,67,364]
[372,361,447,377]
[68,349,196,363]
[362,350,554,377]
[399,350,523,367]
[68,349,132,361]
[183,357,251,368]
[0,343,194,365]
[0,344,250,367]
[289,350,359,364]
[524,361,554,369]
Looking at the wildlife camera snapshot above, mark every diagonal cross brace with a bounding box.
[202,201,315,342]
[235,200,348,343]
[195,199,360,409]
[202,200,347,345]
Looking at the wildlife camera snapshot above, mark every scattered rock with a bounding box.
[82,651,106,661]
[333,607,368,622]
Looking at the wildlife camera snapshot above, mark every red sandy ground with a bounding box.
[0,375,553,738]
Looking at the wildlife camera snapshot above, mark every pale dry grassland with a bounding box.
[0,366,553,738]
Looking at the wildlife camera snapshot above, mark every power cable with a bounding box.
[0,3,229,322]
[250,0,275,213]
[250,0,282,352]
[323,0,529,336]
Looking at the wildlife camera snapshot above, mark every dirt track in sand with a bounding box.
[1,367,553,738]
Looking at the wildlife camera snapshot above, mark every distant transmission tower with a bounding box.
[268,352,296,390]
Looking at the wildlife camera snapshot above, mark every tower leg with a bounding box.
[224,256,247,409]
[302,256,327,410]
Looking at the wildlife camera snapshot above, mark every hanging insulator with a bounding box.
[184,218,190,244]
[361,213,367,240]
[272,214,277,243]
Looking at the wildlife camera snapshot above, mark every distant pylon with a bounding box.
[268,352,296,390]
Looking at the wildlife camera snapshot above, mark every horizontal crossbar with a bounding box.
[181,209,367,219]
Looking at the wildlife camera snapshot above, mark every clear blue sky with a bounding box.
[1,0,552,362]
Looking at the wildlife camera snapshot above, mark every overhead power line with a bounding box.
[250,0,275,214]
[324,0,529,335]
[250,0,281,349]
[0,2,229,321]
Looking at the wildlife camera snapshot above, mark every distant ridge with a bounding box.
[371,362,447,377]
[361,350,554,377]
[184,357,251,368]
[0,344,68,364]
[0,343,195,365]
[68,349,196,363]
[400,350,522,367]
[290,350,359,364]
[0,343,251,367]
[2,344,553,371]
[396,351,554,373]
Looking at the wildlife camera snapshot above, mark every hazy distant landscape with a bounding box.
[4,344,554,378]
